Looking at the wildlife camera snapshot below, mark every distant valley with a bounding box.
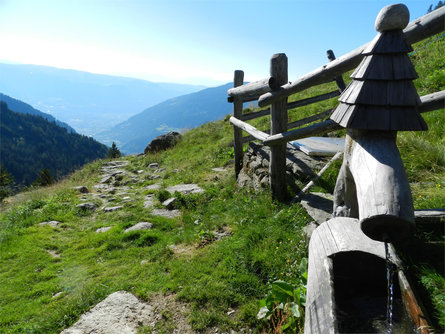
[96,83,235,154]
[0,63,205,136]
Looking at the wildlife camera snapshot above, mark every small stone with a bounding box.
[73,186,89,193]
[375,4,409,32]
[148,163,159,169]
[212,167,226,172]
[148,175,161,180]
[100,176,113,184]
[39,220,61,228]
[76,202,97,211]
[162,197,177,210]
[137,170,145,174]
[144,195,156,208]
[103,206,123,213]
[96,226,113,233]
[140,260,149,265]
[52,291,64,298]
[124,222,153,233]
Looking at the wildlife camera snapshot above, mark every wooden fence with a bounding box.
[228,5,445,201]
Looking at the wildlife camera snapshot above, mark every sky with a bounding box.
[0,0,434,87]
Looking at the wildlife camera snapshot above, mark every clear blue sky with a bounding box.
[0,0,433,86]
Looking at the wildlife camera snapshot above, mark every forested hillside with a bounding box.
[0,101,108,186]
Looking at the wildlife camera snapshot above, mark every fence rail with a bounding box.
[228,5,445,200]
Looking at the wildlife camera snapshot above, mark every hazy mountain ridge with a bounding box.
[0,63,206,136]
[0,93,76,133]
[96,83,234,154]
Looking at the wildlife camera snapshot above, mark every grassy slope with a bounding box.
[0,34,443,333]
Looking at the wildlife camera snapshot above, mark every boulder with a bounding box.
[144,132,182,154]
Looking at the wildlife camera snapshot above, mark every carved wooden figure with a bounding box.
[331,4,427,242]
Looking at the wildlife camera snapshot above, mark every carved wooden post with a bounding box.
[233,70,244,177]
[331,4,427,242]
[269,54,289,201]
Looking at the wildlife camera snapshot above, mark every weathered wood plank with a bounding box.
[398,270,431,334]
[264,119,342,146]
[419,90,445,113]
[227,77,273,101]
[233,70,244,177]
[258,7,445,107]
[234,109,332,145]
[269,54,289,201]
[229,116,269,141]
[240,91,338,122]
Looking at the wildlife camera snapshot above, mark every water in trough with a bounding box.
[333,251,418,333]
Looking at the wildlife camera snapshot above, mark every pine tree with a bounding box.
[107,142,121,159]
[34,168,54,187]
[0,165,14,201]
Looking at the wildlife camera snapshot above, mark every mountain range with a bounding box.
[0,63,205,136]
[0,93,75,133]
[96,83,234,154]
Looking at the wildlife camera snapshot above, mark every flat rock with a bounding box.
[145,184,161,191]
[124,222,153,233]
[61,291,153,334]
[290,137,344,157]
[212,167,226,172]
[103,206,124,213]
[165,184,204,195]
[151,209,181,219]
[300,192,334,224]
[39,220,61,228]
[96,226,113,233]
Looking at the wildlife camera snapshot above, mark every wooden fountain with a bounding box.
[304,4,431,333]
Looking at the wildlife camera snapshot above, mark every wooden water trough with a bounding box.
[305,217,430,334]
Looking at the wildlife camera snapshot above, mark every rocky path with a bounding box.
[60,160,240,334]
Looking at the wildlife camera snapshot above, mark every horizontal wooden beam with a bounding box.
[238,109,333,144]
[229,116,269,142]
[287,90,340,110]
[227,77,273,102]
[258,7,445,107]
[241,90,339,121]
[419,90,445,113]
[263,119,341,146]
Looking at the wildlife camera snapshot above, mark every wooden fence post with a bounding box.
[269,53,289,201]
[233,70,244,177]
[326,50,346,92]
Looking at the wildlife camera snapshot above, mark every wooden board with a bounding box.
[290,137,344,156]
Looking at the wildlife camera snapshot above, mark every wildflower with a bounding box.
[276,246,279,250]
[418,195,422,198]
[287,259,291,263]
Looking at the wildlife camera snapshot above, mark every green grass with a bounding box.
[0,32,444,334]
[0,120,311,333]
